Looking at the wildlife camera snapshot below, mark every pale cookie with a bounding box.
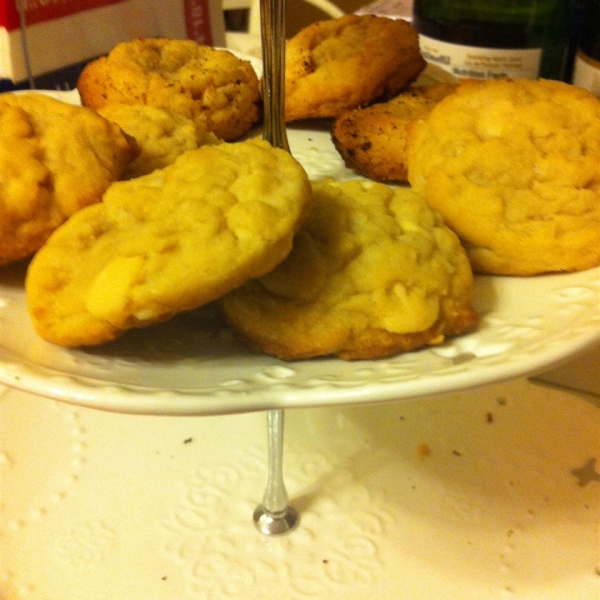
[332,82,457,182]
[285,15,426,122]
[219,179,478,360]
[26,139,312,347]
[98,103,221,179]
[0,93,135,266]
[78,39,261,141]
[407,78,600,275]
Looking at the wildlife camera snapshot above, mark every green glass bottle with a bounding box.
[572,0,600,95]
[412,0,570,80]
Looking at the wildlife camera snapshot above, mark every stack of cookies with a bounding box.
[7,15,596,361]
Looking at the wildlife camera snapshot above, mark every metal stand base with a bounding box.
[253,504,299,536]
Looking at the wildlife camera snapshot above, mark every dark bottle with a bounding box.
[412,0,570,81]
[572,0,600,95]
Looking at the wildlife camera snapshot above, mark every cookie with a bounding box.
[285,14,426,122]
[0,93,135,267]
[77,39,261,141]
[219,179,478,360]
[98,103,221,179]
[332,83,457,182]
[26,139,312,347]
[407,78,600,275]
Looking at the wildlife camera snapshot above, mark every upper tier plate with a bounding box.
[0,81,598,416]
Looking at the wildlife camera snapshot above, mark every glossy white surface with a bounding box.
[1,379,599,599]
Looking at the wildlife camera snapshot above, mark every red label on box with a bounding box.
[184,0,214,45]
[1,0,128,32]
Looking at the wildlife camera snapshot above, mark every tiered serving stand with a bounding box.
[1,1,599,597]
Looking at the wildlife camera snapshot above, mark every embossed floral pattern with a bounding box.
[163,445,396,599]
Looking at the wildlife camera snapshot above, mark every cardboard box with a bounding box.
[1,0,225,90]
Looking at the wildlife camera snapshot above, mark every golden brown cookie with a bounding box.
[77,39,261,141]
[332,83,457,182]
[0,93,135,267]
[219,179,478,360]
[285,15,426,122]
[98,103,221,179]
[407,78,600,275]
[26,139,312,347]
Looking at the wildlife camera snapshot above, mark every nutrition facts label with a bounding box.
[419,34,542,80]
[572,50,600,97]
